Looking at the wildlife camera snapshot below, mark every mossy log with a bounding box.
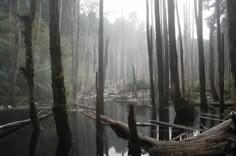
[81,111,236,156]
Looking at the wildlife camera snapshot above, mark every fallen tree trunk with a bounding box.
[0,113,52,140]
[81,111,236,156]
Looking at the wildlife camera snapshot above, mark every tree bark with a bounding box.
[96,0,104,155]
[194,0,207,127]
[49,0,72,155]
[146,0,157,139]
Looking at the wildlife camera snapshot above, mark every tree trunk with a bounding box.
[49,0,72,155]
[146,0,157,139]
[20,0,40,155]
[163,0,170,122]
[128,105,141,156]
[9,0,20,107]
[168,0,195,138]
[154,0,168,140]
[227,0,236,108]
[96,0,104,155]
[216,0,225,119]
[72,0,80,103]
[209,22,219,102]
[175,0,185,96]
[194,0,207,127]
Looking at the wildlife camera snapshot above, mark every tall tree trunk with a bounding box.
[209,23,219,102]
[154,0,168,140]
[20,0,40,155]
[227,0,236,108]
[9,0,20,107]
[96,0,104,155]
[163,0,169,113]
[146,0,157,139]
[72,0,80,102]
[216,0,224,118]
[49,0,72,155]
[194,0,207,127]
[168,0,195,138]
[175,0,185,96]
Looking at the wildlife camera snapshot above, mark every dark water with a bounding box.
[0,100,203,156]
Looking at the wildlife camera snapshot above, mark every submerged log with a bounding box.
[81,111,236,156]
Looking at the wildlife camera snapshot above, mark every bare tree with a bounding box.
[216,0,224,118]
[20,0,40,155]
[154,0,168,140]
[146,0,157,139]
[175,0,185,96]
[49,0,72,155]
[194,0,207,126]
[227,0,236,107]
[96,0,104,155]
[72,0,80,102]
[163,0,169,112]
[209,20,219,102]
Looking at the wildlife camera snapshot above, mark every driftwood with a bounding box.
[81,111,236,156]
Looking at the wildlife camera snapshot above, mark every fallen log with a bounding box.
[0,113,53,140]
[81,111,236,156]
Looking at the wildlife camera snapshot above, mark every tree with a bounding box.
[49,0,72,155]
[146,0,157,139]
[175,0,185,96]
[20,0,40,155]
[163,0,170,119]
[72,0,80,103]
[216,0,224,118]
[96,0,104,155]
[227,0,236,107]
[194,0,207,126]
[209,19,219,102]
[168,0,195,137]
[154,0,168,140]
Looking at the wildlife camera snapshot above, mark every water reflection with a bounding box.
[0,100,202,156]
